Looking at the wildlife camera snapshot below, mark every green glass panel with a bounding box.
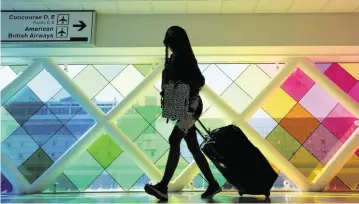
[133,86,162,124]
[1,107,20,142]
[116,107,150,141]
[64,151,104,191]
[93,65,127,81]
[9,65,27,75]
[156,151,189,179]
[221,83,252,114]
[235,64,271,98]
[73,65,109,99]
[18,148,54,183]
[134,64,153,77]
[88,133,123,169]
[134,126,169,163]
[266,125,302,160]
[111,65,144,96]
[43,173,79,193]
[151,115,176,141]
[107,152,144,191]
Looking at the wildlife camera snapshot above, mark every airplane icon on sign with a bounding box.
[58,28,66,36]
[58,16,67,24]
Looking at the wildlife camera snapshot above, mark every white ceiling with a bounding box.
[1,0,359,14]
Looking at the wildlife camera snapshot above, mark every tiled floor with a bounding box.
[1,192,359,203]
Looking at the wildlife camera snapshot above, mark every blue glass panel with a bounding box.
[130,174,150,191]
[1,178,13,194]
[86,171,123,192]
[22,106,63,146]
[47,89,82,124]
[1,173,5,183]
[4,86,44,126]
[1,127,39,167]
[42,126,77,162]
[65,108,96,139]
[43,173,79,193]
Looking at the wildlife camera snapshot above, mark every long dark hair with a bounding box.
[163,26,196,67]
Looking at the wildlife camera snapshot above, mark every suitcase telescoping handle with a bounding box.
[196,120,211,140]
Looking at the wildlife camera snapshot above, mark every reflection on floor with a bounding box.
[1,192,359,203]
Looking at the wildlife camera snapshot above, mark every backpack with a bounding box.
[162,82,190,121]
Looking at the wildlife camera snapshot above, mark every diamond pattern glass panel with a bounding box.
[289,147,324,181]
[279,104,320,144]
[47,89,82,124]
[111,65,144,96]
[0,66,18,91]
[216,64,248,81]
[300,84,338,122]
[86,171,123,192]
[134,126,169,163]
[248,108,278,138]
[2,62,359,193]
[59,65,86,79]
[73,65,108,99]
[27,70,62,103]
[42,127,77,162]
[281,68,315,102]
[43,173,79,193]
[93,84,123,114]
[64,150,104,191]
[1,107,20,142]
[338,63,359,80]
[337,155,359,190]
[88,133,123,169]
[132,86,162,124]
[221,83,252,114]
[262,88,296,122]
[266,125,301,160]
[22,106,63,146]
[116,107,150,141]
[1,127,39,167]
[4,86,44,126]
[107,152,144,191]
[202,64,232,95]
[65,108,96,139]
[18,148,54,183]
[94,65,127,81]
[235,64,271,98]
[324,64,357,93]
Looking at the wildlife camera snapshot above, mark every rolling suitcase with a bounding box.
[196,120,278,198]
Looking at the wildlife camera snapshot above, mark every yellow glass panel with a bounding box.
[235,64,271,98]
[289,147,324,181]
[262,88,296,122]
[337,155,359,190]
[338,63,359,80]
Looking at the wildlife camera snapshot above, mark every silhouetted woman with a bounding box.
[144,26,221,201]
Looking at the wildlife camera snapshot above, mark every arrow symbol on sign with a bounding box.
[73,20,86,31]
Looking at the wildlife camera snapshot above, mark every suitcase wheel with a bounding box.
[264,191,270,198]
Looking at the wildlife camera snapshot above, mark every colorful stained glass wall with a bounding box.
[1,63,358,193]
